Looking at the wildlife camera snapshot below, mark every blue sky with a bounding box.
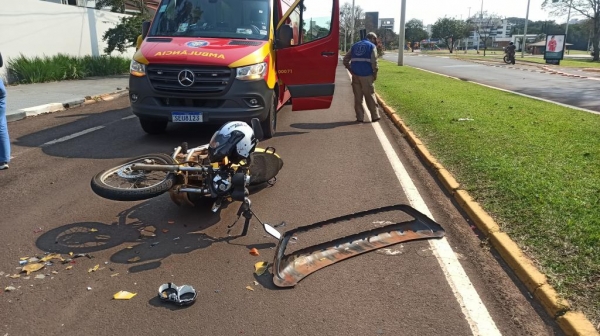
[347,0,573,30]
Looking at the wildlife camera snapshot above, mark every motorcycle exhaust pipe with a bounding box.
[179,188,210,194]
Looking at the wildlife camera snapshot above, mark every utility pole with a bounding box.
[397,0,407,65]
[477,0,483,53]
[521,0,530,58]
[350,0,355,45]
[465,7,471,52]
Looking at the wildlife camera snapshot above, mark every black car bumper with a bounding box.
[128,67,273,124]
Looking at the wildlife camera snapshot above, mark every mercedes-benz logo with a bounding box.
[177,69,195,87]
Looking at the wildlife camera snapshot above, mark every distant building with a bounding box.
[379,18,394,31]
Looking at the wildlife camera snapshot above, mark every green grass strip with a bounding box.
[376,60,600,325]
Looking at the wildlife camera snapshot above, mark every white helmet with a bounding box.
[208,121,257,164]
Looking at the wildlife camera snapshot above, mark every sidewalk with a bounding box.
[5,75,129,122]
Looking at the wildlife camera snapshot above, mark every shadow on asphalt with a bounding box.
[34,197,276,273]
[290,121,359,130]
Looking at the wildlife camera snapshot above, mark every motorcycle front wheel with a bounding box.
[503,55,510,64]
[91,153,178,202]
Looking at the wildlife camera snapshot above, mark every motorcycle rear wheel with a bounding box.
[91,153,178,202]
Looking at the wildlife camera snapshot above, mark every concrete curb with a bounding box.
[7,89,129,123]
[375,92,599,336]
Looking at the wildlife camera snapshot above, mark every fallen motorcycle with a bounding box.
[90,118,284,236]
[90,119,446,287]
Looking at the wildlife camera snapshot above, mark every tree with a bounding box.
[542,0,600,60]
[469,12,502,56]
[97,0,154,54]
[431,18,469,53]
[405,19,429,51]
[339,2,365,52]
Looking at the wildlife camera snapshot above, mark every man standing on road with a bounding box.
[0,52,10,170]
[343,32,381,123]
[506,42,516,65]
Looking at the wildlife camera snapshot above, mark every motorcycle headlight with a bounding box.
[236,62,267,81]
[130,60,146,77]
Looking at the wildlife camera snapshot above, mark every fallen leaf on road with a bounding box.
[254,261,268,276]
[90,228,98,232]
[19,257,29,261]
[4,286,16,292]
[168,220,175,225]
[65,266,73,270]
[9,274,20,279]
[69,252,73,256]
[249,248,259,256]
[144,226,156,233]
[22,263,44,275]
[245,286,254,291]
[111,273,119,277]
[88,264,100,273]
[162,229,169,233]
[52,271,59,275]
[128,257,140,263]
[113,291,137,300]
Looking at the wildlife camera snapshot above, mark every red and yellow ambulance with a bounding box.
[129,0,339,138]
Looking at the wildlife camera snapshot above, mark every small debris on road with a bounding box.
[4,286,16,292]
[245,286,254,291]
[249,248,259,256]
[113,291,137,300]
[254,261,268,276]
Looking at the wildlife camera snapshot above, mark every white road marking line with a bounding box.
[42,126,105,146]
[442,65,482,68]
[121,115,137,120]
[346,70,501,335]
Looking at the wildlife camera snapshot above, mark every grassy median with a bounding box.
[376,60,600,325]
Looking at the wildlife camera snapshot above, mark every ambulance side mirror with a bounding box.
[142,21,151,39]
[275,25,293,49]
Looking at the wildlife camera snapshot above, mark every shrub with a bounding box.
[6,53,130,84]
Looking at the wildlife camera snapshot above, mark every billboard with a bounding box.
[365,12,379,33]
[544,34,565,64]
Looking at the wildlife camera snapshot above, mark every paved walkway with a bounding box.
[5,75,128,120]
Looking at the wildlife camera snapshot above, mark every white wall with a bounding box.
[0,0,137,80]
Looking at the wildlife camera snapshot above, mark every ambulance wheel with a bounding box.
[261,94,277,139]
[139,118,167,135]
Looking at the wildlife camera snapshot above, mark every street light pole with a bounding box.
[521,0,530,58]
[397,0,406,65]
[477,0,483,53]
[350,0,355,45]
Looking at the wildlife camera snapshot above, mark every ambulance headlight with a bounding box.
[130,60,146,77]
[236,62,267,81]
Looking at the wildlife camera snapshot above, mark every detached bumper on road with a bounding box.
[271,204,446,287]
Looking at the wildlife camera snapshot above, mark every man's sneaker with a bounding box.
[0,163,9,170]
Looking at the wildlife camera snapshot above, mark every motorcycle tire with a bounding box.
[503,55,510,64]
[91,153,178,202]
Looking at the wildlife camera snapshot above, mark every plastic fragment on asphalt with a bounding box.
[88,264,100,273]
[113,291,137,300]
[253,281,259,286]
[254,262,268,276]
[22,263,44,275]
[249,248,259,256]
[87,287,92,291]
[245,286,254,291]
[4,286,16,292]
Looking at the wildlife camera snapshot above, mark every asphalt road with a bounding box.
[383,53,600,112]
[0,62,563,336]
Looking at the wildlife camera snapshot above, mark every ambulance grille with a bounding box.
[146,65,233,94]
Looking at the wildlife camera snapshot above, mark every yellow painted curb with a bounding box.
[557,312,600,336]
[454,190,500,236]
[436,168,460,193]
[375,92,599,335]
[489,232,547,293]
[534,284,571,318]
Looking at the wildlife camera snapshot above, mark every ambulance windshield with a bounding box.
[150,0,270,40]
